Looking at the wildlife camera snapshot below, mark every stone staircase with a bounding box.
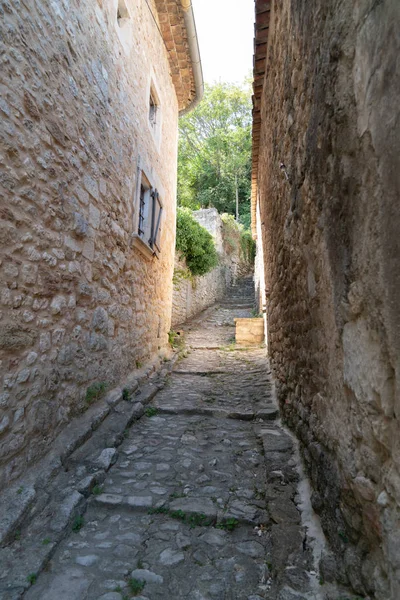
[220,275,256,309]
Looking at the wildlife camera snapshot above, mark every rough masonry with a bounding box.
[0,0,200,489]
[252,1,400,598]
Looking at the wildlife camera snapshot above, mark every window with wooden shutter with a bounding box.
[133,171,163,258]
[149,189,163,254]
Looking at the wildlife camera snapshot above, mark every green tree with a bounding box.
[178,81,252,225]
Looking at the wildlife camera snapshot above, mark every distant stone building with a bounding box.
[252,0,400,598]
[0,0,202,487]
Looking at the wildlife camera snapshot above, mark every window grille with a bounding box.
[138,184,146,237]
[149,92,158,128]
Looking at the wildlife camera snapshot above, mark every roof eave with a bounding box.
[178,1,204,115]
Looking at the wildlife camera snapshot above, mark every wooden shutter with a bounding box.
[149,189,163,254]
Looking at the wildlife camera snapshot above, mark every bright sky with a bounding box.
[192,0,254,85]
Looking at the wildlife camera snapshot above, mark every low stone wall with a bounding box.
[172,209,250,327]
[172,261,231,327]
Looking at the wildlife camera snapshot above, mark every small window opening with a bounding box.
[149,90,158,129]
[117,0,129,27]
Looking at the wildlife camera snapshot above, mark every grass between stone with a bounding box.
[147,507,239,531]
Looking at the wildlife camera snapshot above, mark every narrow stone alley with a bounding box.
[5,278,347,600]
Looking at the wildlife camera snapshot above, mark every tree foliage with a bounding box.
[175,208,219,277]
[177,81,252,225]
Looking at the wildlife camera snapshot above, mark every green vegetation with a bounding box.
[128,577,146,595]
[168,329,183,349]
[122,388,130,401]
[187,513,213,528]
[17,486,23,494]
[178,81,252,226]
[85,382,107,406]
[14,529,21,541]
[148,506,169,515]
[240,229,256,263]
[72,515,84,532]
[42,537,51,545]
[144,406,158,417]
[27,573,37,585]
[169,509,186,521]
[172,267,192,285]
[92,485,103,496]
[216,517,239,531]
[221,213,255,265]
[176,207,219,276]
[147,506,238,532]
[338,530,349,543]
[169,491,186,499]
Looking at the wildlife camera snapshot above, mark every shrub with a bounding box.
[240,229,256,263]
[176,208,218,276]
[85,382,107,406]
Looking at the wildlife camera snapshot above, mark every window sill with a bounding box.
[131,234,155,259]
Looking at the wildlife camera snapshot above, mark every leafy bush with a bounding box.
[176,208,218,276]
[240,229,256,263]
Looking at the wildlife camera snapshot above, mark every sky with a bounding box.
[192,0,254,85]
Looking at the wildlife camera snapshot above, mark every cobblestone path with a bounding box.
[24,278,327,600]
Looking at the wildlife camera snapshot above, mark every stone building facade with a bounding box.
[252,0,400,598]
[0,0,202,488]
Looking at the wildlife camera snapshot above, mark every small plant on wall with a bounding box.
[85,382,107,406]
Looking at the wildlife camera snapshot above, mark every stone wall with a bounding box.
[255,0,400,597]
[172,259,231,327]
[0,0,181,488]
[172,209,249,327]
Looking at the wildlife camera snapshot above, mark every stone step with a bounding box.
[154,405,278,421]
[0,370,175,598]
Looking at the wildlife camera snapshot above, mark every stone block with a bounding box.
[89,203,100,229]
[72,212,89,238]
[0,485,36,544]
[83,175,99,201]
[234,318,264,345]
[0,324,36,351]
[82,237,95,261]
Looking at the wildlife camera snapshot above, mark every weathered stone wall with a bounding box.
[256,0,400,597]
[172,258,231,327]
[0,0,180,488]
[172,209,249,327]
